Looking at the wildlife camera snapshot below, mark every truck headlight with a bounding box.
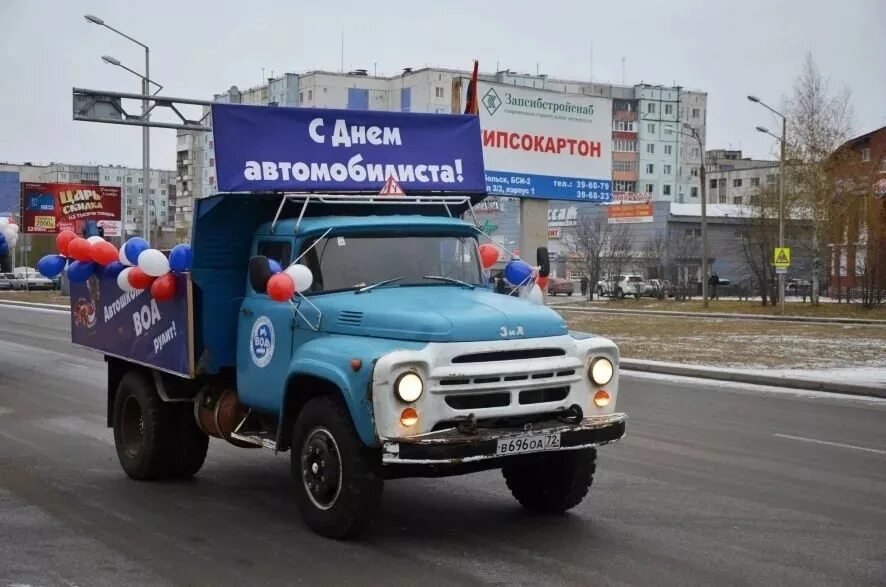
[395,372,423,403]
[588,357,613,386]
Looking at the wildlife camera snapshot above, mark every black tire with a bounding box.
[113,370,177,480]
[502,448,596,514]
[567,292,573,296]
[167,403,209,479]
[291,395,383,539]
[112,370,208,480]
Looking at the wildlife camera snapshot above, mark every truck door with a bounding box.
[236,239,295,413]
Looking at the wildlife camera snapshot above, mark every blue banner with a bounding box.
[70,273,193,377]
[485,172,612,202]
[212,104,486,193]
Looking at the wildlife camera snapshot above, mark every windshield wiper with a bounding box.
[422,275,475,289]
[355,276,406,294]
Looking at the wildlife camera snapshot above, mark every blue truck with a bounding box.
[69,105,626,539]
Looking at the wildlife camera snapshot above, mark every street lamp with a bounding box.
[666,122,709,308]
[748,95,787,314]
[86,14,152,245]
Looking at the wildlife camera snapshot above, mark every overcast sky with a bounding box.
[1,0,883,170]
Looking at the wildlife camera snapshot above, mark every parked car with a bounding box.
[0,272,20,290]
[597,275,646,299]
[13,267,55,290]
[786,278,812,296]
[644,278,676,298]
[547,277,574,296]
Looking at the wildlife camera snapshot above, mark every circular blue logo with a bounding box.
[250,316,275,367]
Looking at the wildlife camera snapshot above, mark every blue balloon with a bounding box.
[0,232,6,244]
[123,237,149,266]
[268,259,282,274]
[504,260,533,286]
[37,254,67,278]
[0,243,8,256]
[168,244,192,273]
[67,261,97,283]
[101,261,125,279]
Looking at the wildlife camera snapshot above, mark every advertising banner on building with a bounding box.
[20,182,122,234]
[70,273,193,377]
[607,197,654,224]
[0,170,20,217]
[212,104,486,193]
[466,81,613,202]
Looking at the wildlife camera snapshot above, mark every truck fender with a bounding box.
[279,358,377,450]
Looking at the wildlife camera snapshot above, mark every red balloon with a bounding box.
[67,237,93,262]
[267,273,295,302]
[479,243,500,269]
[150,273,177,302]
[537,275,549,290]
[92,240,119,266]
[127,266,154,290]
[56,231,78,256]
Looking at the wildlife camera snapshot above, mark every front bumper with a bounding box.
[382,413,626,465]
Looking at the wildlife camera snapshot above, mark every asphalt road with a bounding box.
[1,304,884,586]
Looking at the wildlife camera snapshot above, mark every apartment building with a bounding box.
[704,149,780,205]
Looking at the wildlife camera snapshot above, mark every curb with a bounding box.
[620,359,886,399]
[557,305,886,326]
[0,299,70,311]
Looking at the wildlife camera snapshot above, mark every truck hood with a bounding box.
[312,286,568,342]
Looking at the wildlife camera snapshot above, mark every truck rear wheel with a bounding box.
[502,448,596,513]
[291,395,383,539]
[112,370,208,480]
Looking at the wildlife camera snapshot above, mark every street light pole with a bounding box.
[85,14,152,245]
[748,95,787,314]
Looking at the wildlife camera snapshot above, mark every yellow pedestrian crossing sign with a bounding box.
[774,247,791,269]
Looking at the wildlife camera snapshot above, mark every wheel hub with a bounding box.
[301,427,342,510]
[121,396,144,459]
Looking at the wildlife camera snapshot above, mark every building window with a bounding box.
[861,148,870,162]
[645,183,654,193]
[614,120,636,132]
[663,165,672,175]
[733,196,743,204]
[691,167,699,177]
[719,195,727,204]
[103,175,109,181]
[138,188,143,194]
[664,145,672,155]
[750,177,760,187]
[686,228,702,238]
[435,87,444,99]
[646,164,654,174]
[733,178,743,187]
[710,179,717,188]
[613,181,636,192]
[663,184,671,195]
[718,178,726,187]
[880,157,886,173]
[664,104,673,115]
[646,143,655,154]
[647,102,656,114]
[751,194,760,205]
[299,91,303,103]
[647,123,656,134]
[690,186,698,199]
[613,139,637,152]
[307,89,313,101]
[150,189,155,194]
[138,177,142,183]
[692,108,700,118]
[691,147,700,158]
[767,174,776,185]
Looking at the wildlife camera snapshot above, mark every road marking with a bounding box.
[0,301,69,315]
[774,433,886,455]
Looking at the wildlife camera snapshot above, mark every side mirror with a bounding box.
[536,247,550,277]
[248,255,272,293]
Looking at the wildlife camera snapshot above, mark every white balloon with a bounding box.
[87,236,105,244]
[117,268,137,292]
[138,248,170,277]
[0,217,7,228]
[7,224,18,234]
[118,244,132,266]
[7,235,17,248]
[520,283,544,305]
[284,264,313,291]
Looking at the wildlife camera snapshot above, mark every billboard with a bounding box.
[607,194,654,224]
[21,182,121,234]
[0,170,20,217]
[468,81,613,202]
[212,104,486,193]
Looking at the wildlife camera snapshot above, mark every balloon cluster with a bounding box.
[264,260,314,303]
[503,258,544,305]
[37,231,193,303]
[0,216,19,257]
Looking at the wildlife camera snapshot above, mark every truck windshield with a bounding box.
[302,235,483,293]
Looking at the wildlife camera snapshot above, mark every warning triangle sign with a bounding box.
[775,250,788,264]
[378,176,406,197]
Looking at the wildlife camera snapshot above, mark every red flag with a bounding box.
[464,60,479,115]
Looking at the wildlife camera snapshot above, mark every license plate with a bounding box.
[496,432,561,456]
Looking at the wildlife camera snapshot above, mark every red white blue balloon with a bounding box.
[284,264,313,291]
[137,249,170,277]
[123,237,149,266]
[37,254,67,278]
[168,244,192,273]
[68,260,97,283]
[504,260,533,286]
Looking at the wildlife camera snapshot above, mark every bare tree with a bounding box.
[784,53,854,304]
[739,186,780,306]
[564,212,612,300]
[644,227,696,300]
[605,224,635,298]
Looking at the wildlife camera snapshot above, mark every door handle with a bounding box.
[240,307,254,317]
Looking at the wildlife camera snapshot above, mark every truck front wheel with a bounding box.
[502,448,596,513]
[113,370,208,480]
[291,395,383,539]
